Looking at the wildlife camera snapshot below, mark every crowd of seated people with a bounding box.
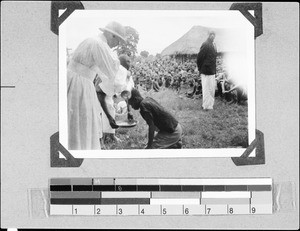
[129,56,247,105]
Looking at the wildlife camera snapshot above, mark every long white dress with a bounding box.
[67,34,120,150]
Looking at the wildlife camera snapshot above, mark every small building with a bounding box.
[161,25,242,63]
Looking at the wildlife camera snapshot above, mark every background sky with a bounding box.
[64,10,253,55]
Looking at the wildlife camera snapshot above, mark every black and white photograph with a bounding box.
[59,10,255,158]
[1,2,299,230]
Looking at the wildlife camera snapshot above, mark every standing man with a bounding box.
[197,30,217,110]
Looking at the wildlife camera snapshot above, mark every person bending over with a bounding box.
[124,89,183,149]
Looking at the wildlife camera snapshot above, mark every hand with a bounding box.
[127,112,133,121]
[94,75,102,92]
[144,144,152,149]
[109,117,119,129]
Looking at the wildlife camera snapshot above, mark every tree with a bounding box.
[155,53,162,59]
[147,54,155,61]
[115,26,139,58]
[140,50,149,58]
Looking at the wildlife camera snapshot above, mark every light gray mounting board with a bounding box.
[1,1,299,230]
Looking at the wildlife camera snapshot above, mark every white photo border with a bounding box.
[59,10,256,158]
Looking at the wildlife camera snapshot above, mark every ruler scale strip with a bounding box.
[49,178,272,215]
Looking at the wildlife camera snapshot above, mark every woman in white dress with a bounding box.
[67,21,126,150]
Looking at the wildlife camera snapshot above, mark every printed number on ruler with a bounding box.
[49,178,273,215]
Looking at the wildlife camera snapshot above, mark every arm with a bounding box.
[146,120,155,149]
[224,84,240,93]
[96,90,119,129]
[196,44,207,74]
[221,80,226,93]
[140,110,155,149]
[215,73,222,82]
[127,101,134,121]
[93,38,120,81]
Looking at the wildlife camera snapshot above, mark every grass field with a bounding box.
[106,88,248,150]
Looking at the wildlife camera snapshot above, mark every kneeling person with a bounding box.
[125,89,183,149]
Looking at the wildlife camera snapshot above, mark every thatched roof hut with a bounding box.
[161,25,241,57]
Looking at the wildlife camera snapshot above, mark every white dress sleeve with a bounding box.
[72,37,120,96]
[114,65,128,94]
